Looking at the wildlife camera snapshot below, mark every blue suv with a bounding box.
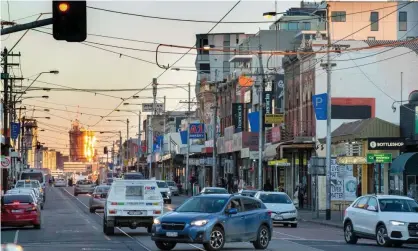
[151,194,273,251]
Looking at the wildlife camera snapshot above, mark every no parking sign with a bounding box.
[1,156,11,169]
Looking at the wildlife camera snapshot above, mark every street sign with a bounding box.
[142,103,164,113]
[312,93,327,120]
[11,122,20,140]
[1,73,9,79]
[1,156,11,169]
[264,114,284,124]
[366,153,392,164]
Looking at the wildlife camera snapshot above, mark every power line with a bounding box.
[86,3,406,24]
[89,0,243,127]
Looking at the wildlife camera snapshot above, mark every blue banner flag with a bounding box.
[11,122,20,140]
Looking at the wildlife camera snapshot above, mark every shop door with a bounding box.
[406,175,417,200]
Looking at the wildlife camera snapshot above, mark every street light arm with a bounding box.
[156,44,170,70]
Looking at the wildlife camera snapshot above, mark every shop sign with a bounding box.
[161,153,172,161]
[367,137,405,150]
[244,89,251,103]
[224,140,233,153]
[366,153,392,164]
[336,156,367,165]
[263,91,273,127]
[189,123,205,139]
[242,132,259,151]
[249,151,259,160]
[232,133,242,152]
[265,114,283,124]
[183,158,200,165]
[268,159,290,166]
[205,140,213,148]
[265,128,272,143]
[271,127,281,143]
[232,103,244,133]
[241,148,250,158]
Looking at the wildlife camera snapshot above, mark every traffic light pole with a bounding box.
[1,18,53,36]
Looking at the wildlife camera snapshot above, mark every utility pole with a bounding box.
[320,4,336,221]
[186,82,191,195]
[149,78,158,179]
[257,44,266,190]
[126,118,129,170]
[163,96,166,180]
[212,82,219,187]
[137,111,142,173]
[112,141,115,178]
[119,131,122,172]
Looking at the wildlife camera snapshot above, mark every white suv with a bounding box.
[344,195,418,247]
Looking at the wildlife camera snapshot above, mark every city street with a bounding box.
[2,186,417,251]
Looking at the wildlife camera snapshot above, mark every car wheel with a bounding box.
[376,224,391,247]
[344,221,358,244]
[253,225,270,250]
[89,208,95,213]
[155,241,176,251]
[103,218,114,235]
[203,226,225,251]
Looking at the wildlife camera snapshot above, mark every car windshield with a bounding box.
[166,181,175,186]
[124,173,144,180]
[202,188,228,194]
[176,197,228,213]
[259,193,292,204]
[21,173,43,183]
[96,186,110,193]
[241,191,257,197]
[379,198,418,212]
[77,180,93,185]
[3,195,34,204]
[157,181,168,188]
[31,181,40,187]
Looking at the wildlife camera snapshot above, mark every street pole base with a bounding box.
[325,209,331,220]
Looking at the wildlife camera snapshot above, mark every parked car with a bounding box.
[151,194,273,251]
[200,187,229,195]
[344,195,418,247]
[156,180,172,204]
[74,179,95,196]
[254,191,298,227]
[166,181,179,196]
[54,178,67,187]
[239,189,258,197]
[89,185,110,213]
[1,193,42,229]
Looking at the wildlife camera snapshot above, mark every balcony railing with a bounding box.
[281,120,315,141]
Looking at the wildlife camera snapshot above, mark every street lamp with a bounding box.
[17,70,59,101]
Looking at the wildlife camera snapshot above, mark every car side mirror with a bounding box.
[226,208,238,215]
[367,205,377,212]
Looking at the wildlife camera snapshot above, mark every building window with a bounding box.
[199,63,210,74]
[367,37,376,41]
[288,22,298,30]
[202,38,209,55]
[399,12,407,31]
[331,11,346,22]
[303,22,311,30]
[370,12,379,31]
[223,61,230,73]
[280,22,288,30]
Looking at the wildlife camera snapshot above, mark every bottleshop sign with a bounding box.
[368,137,405,150]
[366,153,392,164]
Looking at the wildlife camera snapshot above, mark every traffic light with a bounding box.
[52,1,87,42]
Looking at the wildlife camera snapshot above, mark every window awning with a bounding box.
[390,152,418,175]
[264,143,279,161]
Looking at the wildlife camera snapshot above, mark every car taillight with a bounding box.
[154,210,161,214]
[26,204,37,211]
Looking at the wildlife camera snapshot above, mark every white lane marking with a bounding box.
[13,230,19,244]
[273,230,305,240]
[92,225,98,230]
[63,187,203,251]
[282,239,325,251]
[274,237,345,242]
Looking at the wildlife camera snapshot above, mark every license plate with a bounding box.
[274,215,283,220]
[166,232,178,237]
[127,210,143,215]
[12,209,23,213]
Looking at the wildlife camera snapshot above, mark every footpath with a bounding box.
[298,209,344,228]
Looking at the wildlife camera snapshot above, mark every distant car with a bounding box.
[89,185,110,213]
[54,178,67,187]
[7,188,43,210]
[74,179,95,196]
[239,189,258,197]
[15,180,45,202]
[156,180,171,204]
[200,187,229,195]
[151,194,273,251]
[1,193,42,229]
[344,195,418,247]
[123,172,144,180]
[166,181,179,196]
[255,191,298,227]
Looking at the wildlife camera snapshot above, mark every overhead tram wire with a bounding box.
[89,0,244,127]
[86,3,406,24]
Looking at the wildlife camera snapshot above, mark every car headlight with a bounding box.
[390,220,405,226]
[191,220,209,226]
[153,218,161,225]
[289,210,297,214]
[168,191,171,196]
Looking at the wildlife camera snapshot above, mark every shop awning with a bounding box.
[264,143,279,161]
[390,152,418,175]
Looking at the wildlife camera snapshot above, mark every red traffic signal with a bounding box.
[52,1,87,42]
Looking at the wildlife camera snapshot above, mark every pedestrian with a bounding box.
[263,179,273,191]
[298,186,304,209]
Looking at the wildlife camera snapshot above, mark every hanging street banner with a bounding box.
[312,93,327,120]
[189,123,205,139]
[11,122,20,140]
[232,103,244,133]
[263,82,273,128]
